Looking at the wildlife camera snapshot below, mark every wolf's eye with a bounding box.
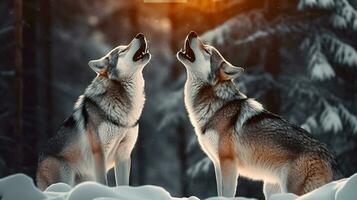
[204,48,210,55]
[119,48,128,54]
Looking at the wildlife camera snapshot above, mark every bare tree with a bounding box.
[37,0,53,144]
[14,0,24,170]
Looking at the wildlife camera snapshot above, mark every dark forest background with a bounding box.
[1,0,357,199]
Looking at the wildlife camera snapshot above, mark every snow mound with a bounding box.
[0,173,357,200]
[0,174,45,200]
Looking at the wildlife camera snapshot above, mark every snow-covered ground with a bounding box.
[0,173,356,200]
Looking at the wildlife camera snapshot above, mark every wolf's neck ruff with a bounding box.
[185,77,263,134]
[83,97,139,128]
[76,73,145,129]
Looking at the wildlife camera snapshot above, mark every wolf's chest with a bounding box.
[96,123,127,161]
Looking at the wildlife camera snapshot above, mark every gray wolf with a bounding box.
[177,31,340,199]
[36,33,150,190]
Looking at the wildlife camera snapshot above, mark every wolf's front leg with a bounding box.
[114,158,131,186]
[88,127,108,185]
[93,149,108,185]
[263,182,281,200]
[213,162,223,196]
[220,158,238,197]
[114,126,138,186]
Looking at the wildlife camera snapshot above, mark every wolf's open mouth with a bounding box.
[179,38,195,62]
[133,36,149,62]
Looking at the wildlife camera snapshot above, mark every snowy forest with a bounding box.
[0,0,357,199]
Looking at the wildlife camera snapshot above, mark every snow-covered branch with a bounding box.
[0,26,14,35]
[332,0,357,30]
[322,33,357,67]
[298,0,335,10]
[339,104,357,134]
[187,157,211,178]
[299,0,357,30]
[320,101,343,133]
[303,36,336,80]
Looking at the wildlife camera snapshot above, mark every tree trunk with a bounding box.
[14,0,24,172]
[22,0,39,176]
[36,0,53,146]
[264,0,281,113]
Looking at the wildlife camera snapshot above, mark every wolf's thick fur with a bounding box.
[36,34,151,190]
[177,32,340,199]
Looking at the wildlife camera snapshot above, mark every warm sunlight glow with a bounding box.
[144,0,188,3]
[142,0,243,13]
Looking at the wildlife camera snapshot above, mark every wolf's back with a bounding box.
[241,110,341,177]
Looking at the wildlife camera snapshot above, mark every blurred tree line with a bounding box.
[0,0,356,199]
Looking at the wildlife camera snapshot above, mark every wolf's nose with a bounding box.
[135,33,144,39]
[188,31,198,40]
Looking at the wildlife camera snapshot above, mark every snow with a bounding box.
[270,193,298,200]
[299,0,357,30]
[305,36,336,81]
[1,173,357,200]
[320,104,343,133]
[326,35,357,67]
[335,0,357,30]
[298,0,335,9]
[301,116,318,133]
[310,57,335,81]
[339,105,357,134]
[0,174,45,200]
[187,157,211,178]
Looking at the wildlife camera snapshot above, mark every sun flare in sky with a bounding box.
[143,0,188,2]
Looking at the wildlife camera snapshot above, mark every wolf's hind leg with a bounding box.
[36,156,75,190]
[220,158,238,197]
[263,182,281,200]
[287,155,333,195]
[74,173,95,185]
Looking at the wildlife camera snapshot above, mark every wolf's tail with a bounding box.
[331,159,344,180]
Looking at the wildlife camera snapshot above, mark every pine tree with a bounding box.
[295,0,357,134]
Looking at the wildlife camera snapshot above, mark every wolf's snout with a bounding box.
[135,33,144,39]
[177,31,199,63]
[182,31,197,62]
[187,31,198,41]
[132,33,149,62]
[135,33,146,45]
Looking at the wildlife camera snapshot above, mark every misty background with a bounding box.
[1,0,357,199]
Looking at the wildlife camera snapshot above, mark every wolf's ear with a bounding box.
[219,62,244,81]
[88,57,109,75]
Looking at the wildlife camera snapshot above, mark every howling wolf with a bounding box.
[177,31,340,199]
[36,33,151,190]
